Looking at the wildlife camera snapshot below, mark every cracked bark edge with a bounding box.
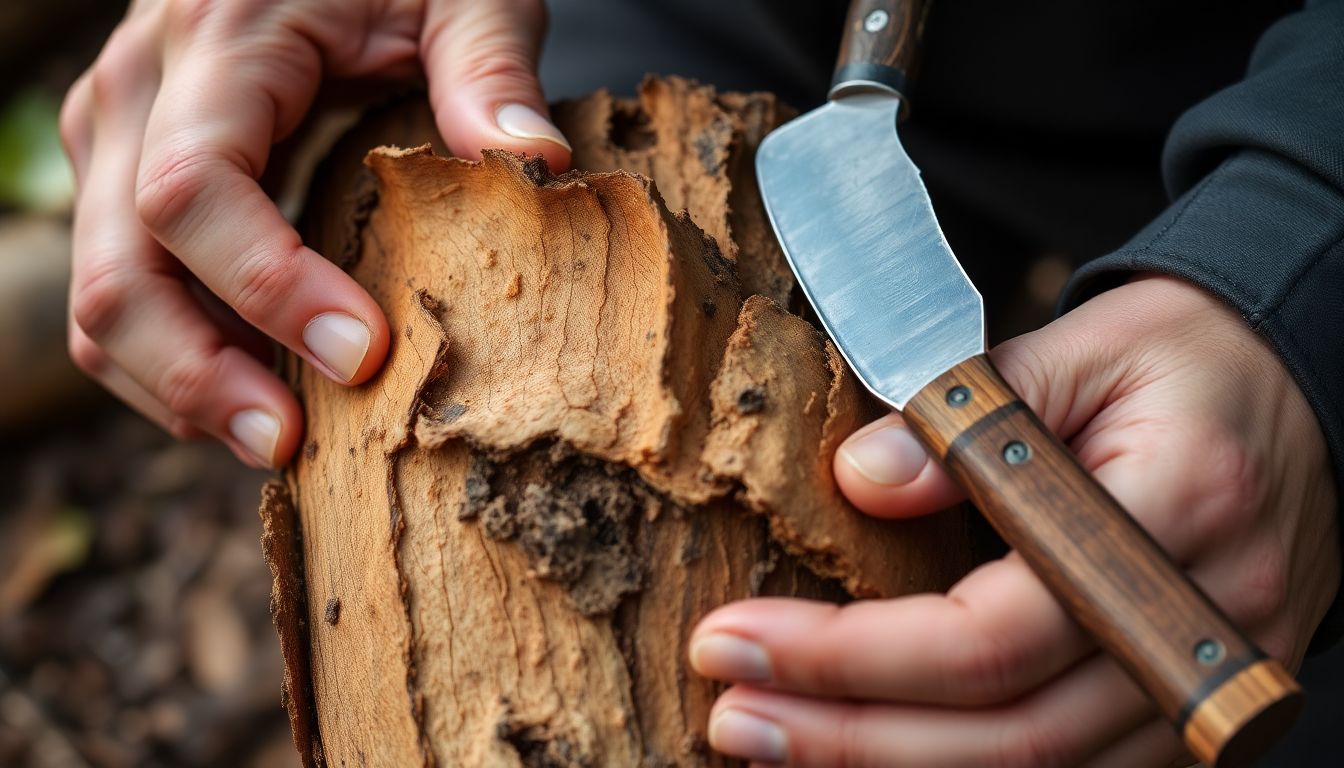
[388,453,436,768]
[258,479,325,768]
[282,78,976,763]
[391,290,453,768]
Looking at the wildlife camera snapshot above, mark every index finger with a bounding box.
[691,556,1090,707]
[135,31,387,385]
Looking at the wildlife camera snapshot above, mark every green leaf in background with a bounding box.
[0,88,74,212]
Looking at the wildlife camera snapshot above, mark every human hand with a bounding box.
[60,0,570,467]
[690,276,1340,766]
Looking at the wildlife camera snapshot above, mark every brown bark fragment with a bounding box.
[552,77,799,307]
[274,77,976,766]
[258,479,324,768]
[702,297,974,597]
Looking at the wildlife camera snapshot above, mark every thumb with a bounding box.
[420,0,571,171]
[835,316,1122,519]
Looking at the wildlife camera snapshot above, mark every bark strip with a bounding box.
[270,77,976,766]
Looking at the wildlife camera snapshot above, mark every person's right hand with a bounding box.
[61,0,571,467]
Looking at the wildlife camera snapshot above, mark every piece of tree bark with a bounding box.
[263,77,977,768]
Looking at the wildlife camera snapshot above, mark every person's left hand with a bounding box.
[689,276,1340,767]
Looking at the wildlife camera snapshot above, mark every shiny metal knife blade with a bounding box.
[754,3,1304,765]
[756,93,983,409]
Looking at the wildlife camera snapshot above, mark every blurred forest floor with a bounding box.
[1,415,295,768]
[0,2,296,766]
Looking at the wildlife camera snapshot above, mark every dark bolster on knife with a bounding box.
[832,0,929,100]
[831,63,910,97]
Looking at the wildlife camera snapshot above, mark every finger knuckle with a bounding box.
[228,246,303,323]
[59,79,92,156]
[71,261,133,340]
[67,331,108,376]
[158,349,224,419]
[835,707,877,768]
[163,0,217,30]
[1192,433,1264,538]
[89,58,128,110]
[89,23,152,107]
[801,605,854,694]
[1238,545,1290,626]
[136,150,214,234]
[946,634,1021,705]
[994,720,1067,768]
[452,47,538,91]
[991,335,1054,413]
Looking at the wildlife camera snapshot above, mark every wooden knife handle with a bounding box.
[903,354,1303,768]
[832,0,930,106]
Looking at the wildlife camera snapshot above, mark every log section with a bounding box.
[261,77,976,767]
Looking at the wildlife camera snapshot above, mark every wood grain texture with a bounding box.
[832,0,928,94]
[274,78,976,767]
[1184,660,1304,768]
[903,354,1301,768]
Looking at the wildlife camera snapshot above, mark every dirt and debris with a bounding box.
[337,168,379,271]
[691,118,731,175]
[735,387,766,415]
[437,404,467,425]
[322,598,340,627]
[460,444,654,616]
[696,233,735,281]
[1,409,296,768]
[495,699,594,768]
[607,103,655,152]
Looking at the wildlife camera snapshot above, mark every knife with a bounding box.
[756,2,1302,766]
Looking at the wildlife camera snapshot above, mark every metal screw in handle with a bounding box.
[1194,639,1226,665]
[945,385,971,407]
[864,9,890,32]
[1003,441,1031,465]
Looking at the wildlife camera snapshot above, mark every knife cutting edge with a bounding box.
[755,2,1302,766]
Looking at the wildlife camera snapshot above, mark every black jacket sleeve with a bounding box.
[1058,0,1344,650]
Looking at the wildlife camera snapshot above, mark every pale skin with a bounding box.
[693,275,1339,766]
[65,2,1340,766]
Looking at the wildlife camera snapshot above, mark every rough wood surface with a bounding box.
[269,77,975,767]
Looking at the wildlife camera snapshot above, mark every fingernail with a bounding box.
[690,634,772,682]
[303,312,371,383]
[229,409,280,466]
[840,426,929,485]
[709,708,788,763]
[495,103,571,150]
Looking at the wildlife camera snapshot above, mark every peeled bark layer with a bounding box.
[266,77,975,767]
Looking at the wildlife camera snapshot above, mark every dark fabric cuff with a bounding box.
[1058,149,1344,653]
